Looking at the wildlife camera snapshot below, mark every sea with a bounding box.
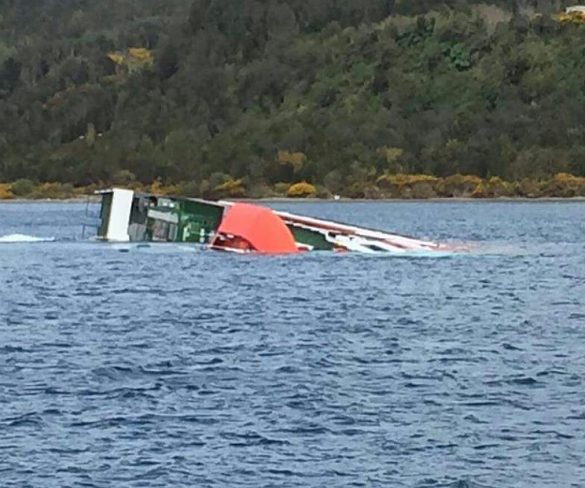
[1,200,584,488]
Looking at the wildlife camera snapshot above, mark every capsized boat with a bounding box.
[95,188,456,254]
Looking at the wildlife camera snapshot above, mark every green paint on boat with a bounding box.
[288,225,334,250]
[113,191,227,243]
[177,200,224,243]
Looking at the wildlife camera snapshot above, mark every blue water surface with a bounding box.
[1,201,585,488]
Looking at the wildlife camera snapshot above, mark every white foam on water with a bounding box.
[0,234,56,243]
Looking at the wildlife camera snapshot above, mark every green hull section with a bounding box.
[124,193,225,244]
[288,225,334,251]
[176,200,224,243]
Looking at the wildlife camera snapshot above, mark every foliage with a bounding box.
[0,183,13,199]
[277,151,306,172]
[377,174,440,198]
[31,183,75,199]
[4,173,585,200]
[486,177,516,197]
[1,2,585,192]
[10,179,36,197]
[544,172,585,197]
[558,11,585,25]
[108,47,154,74]
[437,174,482,197]
[148,179,166,195]
[112,170,137,185]
[274,182,291,196]
[213,178,246,198]
[287,182,317,198]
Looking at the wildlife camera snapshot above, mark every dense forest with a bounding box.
[2,0,585,198]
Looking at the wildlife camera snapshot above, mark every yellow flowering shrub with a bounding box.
[486,176,515,197]
[106,52,126,65]
[214,178,246,198]
[558,11,585,25]
[376,173,439,198]
[107,47,154,73]
[287,182,317,198]
[545,172,585,197]
[0,183,13,199]
[437,174,482,197]
[128,47,154,64]
[277,150,306,173]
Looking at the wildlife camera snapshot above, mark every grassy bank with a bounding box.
[3,173,585,201]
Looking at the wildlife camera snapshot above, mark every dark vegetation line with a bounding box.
[1,0,585,199]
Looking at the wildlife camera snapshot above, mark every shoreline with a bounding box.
[0,197,101,204]
[256,196,585,203]
[3,196,585,204]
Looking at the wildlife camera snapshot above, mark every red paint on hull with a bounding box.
[210,203,299,254]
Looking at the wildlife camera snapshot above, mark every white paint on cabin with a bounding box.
[105,188,134,242]
[146,208,179,224]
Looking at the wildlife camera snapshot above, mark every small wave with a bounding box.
[0,234,55,243]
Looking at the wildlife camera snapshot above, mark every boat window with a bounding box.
[364,244,388,252]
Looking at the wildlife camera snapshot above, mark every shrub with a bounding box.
[160,183,182,196]
[213,178,246,198]
[208,172,230,189]
[273,182,290,196]
[558,11,585,25]
[148,179,165,195]
[126,181,145,192]
[10,178,35,197]
[376,173,439,198]
[247,183,274,199]
[544,173,585,197]
[112,169,136,186]
[287,182,317,198]
[199,179,211,198]
[486,176,515,197]
[177,181,200,197]
[516,178,544,198]
[437,174,482,197]
[74,184,99,196]
[31,182,74,199]
[0,183,13,199]
[410,180,438,199]
[323,170,344,195]
[61,183,74,196]
[315,185,332,199]
[362,185,384,199]
[471,181,489,198]
[277,150,306,173]
[346,181,366,199]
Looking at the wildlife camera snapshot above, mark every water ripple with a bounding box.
[2,201,585,487]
